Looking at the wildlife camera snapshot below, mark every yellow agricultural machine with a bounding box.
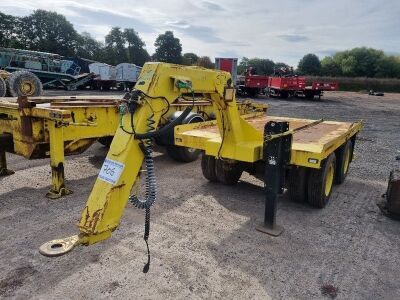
[38,63,362,270]
[0,70,43,97]
[0,94,266,198]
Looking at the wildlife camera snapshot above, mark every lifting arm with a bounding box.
[39,62,235,256]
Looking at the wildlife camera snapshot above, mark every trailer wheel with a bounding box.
[307,153,336,208]
[0,77,6,97]
[166,145,201,162]
[304,91,314,100]
[287,166,308,202]
[335,140,352,184]
[8,71,42,97]
[215,159,242,185]
[201,154,218,182]
[280,91,289,99]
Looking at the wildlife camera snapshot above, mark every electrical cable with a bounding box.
[119,84,195,273]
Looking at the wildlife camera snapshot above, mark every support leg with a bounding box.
[0,150,14,176]
[256,121,291,236]
[46,121,72,199]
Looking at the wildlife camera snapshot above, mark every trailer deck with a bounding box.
[174,114,362,168]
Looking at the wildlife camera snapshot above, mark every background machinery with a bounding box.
[39,63,362,270]
[0,69,42,97]
[0,47,94,91]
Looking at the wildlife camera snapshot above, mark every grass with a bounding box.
[306,76,400,93]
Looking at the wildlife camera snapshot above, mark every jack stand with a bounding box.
[0,150,14,176]
[46,187,73,199]
[39,235,80,257]
[256,121,291,237]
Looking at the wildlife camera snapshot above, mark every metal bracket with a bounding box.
[39,235,80,257]
[46,187,73,199]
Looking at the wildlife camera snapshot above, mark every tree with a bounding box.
[18,10,80,56]
[238,57,275,75]
[0,12,22,48]
[321,57,341,76]
[76,32,103,60]
[182,53,199,65]
[340,55,357,76]
[123,28,150,66]
[196,56,214,69]
[153,31,182,64]
[297,54,321,75]
[104,27,128,65]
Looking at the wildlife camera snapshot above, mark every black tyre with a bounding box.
[287,166,308,202]
[0,77,6,97]
[304,91,314,100]
[201,154,218,182]
[307,153,336,208]
[166,145,201,162]
[280,91,289,99]
[215,159,242,185]
[98,136,113,147]
[8,71,43,97]
[335,140,353,184]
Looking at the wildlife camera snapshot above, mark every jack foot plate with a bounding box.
[39,235,80,257]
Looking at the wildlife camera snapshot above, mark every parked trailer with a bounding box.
[89,63,117,90]
[0,95,267,198]
[116,63,142,91]
[295,82,339,100]
[267,76,306,98]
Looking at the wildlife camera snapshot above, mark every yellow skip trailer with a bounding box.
[0,95,267,198]
[37,63,362,262]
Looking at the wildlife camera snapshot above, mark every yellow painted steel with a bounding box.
[0,92,266,198]
[39,62,362,255]
[175,115,363,168]
[325,162,334,196]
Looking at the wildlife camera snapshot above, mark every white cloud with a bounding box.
[1,0,399,65]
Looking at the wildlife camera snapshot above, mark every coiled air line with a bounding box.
[119,81,194,273]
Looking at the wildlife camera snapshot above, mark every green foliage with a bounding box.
[306,75,400,93]
[153,31,182,64]
[182,53,199,65]
[321,57,341,76]
[124,28,150,66]
[76,32,103,61]
[0,12,21,48]
[319,47,400,78]
[0,10,150,66]
[18,10,80,56]
[196,56,214,69]
[238,57,275,75]
[297,53,321,75]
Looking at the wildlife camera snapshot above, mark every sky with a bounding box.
[1,0,399,66]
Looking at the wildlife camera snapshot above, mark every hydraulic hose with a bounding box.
[134,105,193,140]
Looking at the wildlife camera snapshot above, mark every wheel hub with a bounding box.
[20,80,35,95]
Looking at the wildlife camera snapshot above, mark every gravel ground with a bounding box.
[0,91,399,299]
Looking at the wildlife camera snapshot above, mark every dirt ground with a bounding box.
[0,91,399,299]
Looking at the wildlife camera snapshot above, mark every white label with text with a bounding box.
[98,159,125,185]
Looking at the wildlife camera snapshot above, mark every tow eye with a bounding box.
[39,235,80,257]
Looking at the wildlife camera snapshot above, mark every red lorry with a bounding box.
[215,58,338,99]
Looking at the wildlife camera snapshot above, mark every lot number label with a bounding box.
[98,159,125,185]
